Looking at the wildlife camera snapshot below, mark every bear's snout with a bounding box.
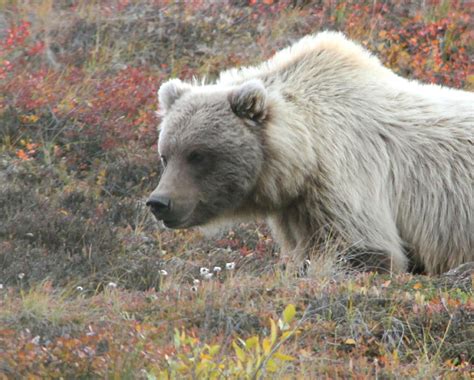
[146,195,171,220]
[146,193,196,228]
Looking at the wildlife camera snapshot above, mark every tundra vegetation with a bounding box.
[0,1,472,378]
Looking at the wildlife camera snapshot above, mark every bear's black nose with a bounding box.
[146,196,171,217]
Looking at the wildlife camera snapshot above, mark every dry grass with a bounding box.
[1,264,472,378]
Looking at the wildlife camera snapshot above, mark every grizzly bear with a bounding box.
[147,32,473,275]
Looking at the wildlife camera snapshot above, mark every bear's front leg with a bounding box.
[268,205,408,274]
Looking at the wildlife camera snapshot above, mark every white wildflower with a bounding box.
[200,267,210,276]
[86,325,95,336]
[18,273,25,280]
[213,266,222,273]
[304,259,311,266]
[191,285,198,292]
[203,273,214,280]
[225,262,236,270]
[193,279,200,285]
[0,284,3,290]
[76,286,84,291]
[107,282,117,288]
[159,269,168,276]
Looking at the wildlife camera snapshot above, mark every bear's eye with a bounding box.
[160,155,168,168]
[187,151,205,164]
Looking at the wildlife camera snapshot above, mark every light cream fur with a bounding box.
[167,32,474,274]
[219,32,473,274]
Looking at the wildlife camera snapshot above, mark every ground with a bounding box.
[0,1,473,378]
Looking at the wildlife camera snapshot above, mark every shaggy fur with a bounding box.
[150,32,474,274]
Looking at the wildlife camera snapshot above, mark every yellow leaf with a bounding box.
[392,349,399,363]
[232,341,246,362]
[19,115,39,124]
[208,344,220,356]
[273,352,296,361]
[344,338,356,345]
[282,304,296,324]
[265,359,278,373]
[270,318,277,344]
[262,338,272,355]
[200,353,212,361]
[412,282,423,290]
[246,336,258,349]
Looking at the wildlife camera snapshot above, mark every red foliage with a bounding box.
[0,2,472,167]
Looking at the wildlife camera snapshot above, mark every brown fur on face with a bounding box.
[148,32,474,275]
[148,82,267,229]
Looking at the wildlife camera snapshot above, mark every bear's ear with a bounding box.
[228,79,268,123]
[158,79,192,114]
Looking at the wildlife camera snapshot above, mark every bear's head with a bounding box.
[147,78,268,229]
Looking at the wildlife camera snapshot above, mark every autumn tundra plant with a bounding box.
[148,304,299,379]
